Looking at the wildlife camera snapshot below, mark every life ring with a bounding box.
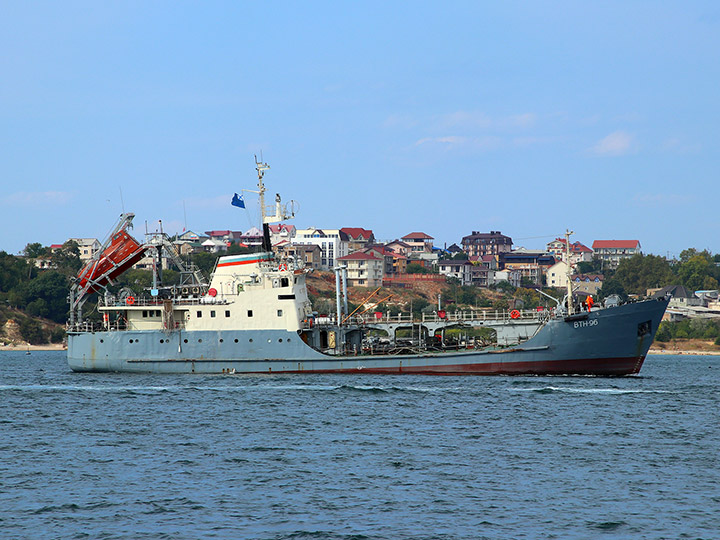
[182,287,189,295]
[208,287,217,297]
[279,263,288,271]
[510,309,520,319]
[126,296,135,305]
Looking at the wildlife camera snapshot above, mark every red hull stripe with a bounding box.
[217,258,268,268]
[251,356,647,376]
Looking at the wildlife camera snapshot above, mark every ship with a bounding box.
[66,160,669,375]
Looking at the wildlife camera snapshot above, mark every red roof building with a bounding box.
[337,251,384,287]
[592,239,641,269]
[401,232,434,253]
[341,227,375,252]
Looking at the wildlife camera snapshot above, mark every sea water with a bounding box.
[0,351,717,540]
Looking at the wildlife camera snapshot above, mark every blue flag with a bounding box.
[231,193,245,209]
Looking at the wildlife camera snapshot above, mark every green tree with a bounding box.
[676,255,715,292]
[613,254,675,295]
[227,244,252,256]
[496,280,515,294]
[599,276,627,301]
[0,252,30,292]
[406,263,429,274]
[190,252,219,277]
[23,242,48,258]
[51,240,82,276]
[411,298,430,316]
[25,271,70,323]
[576,257,603,274]
[50,326,66,343]
[655,322,672,342]
[18,318,47,344]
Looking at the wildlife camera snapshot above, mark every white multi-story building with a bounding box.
[546,238,593,265]
[292,228,349,270]
[68,238,102,262]
[545,260,571,288]
[337,251,384,288]
[592,240,641,269]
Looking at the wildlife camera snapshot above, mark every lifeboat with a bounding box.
[75,217,148,295]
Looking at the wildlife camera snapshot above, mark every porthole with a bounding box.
[268,339,272,343]
[219,339,224,343]
[287,338,291,342]
[249,338,253,343]
[234,338,239,343]
[129,339,133,343]
[184,339,188,343]
[100,339,104,343]
[279,338,283,343]
[198,339,203,343]
[160,339,164,343]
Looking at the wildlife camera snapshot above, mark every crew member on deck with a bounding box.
[585,295,594,311]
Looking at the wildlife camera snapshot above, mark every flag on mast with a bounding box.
[231,193,245,209]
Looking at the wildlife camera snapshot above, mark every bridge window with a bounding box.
[248,310,253,317]
[197,311,202,318]
[211,311,216,318]
[225,310,231,317]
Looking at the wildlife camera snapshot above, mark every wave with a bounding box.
[0,383,455,394]
[511,386,680,395]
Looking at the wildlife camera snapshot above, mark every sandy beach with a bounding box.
[0,343,66,352]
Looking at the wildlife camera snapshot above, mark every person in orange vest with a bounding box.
[586,295,594,311]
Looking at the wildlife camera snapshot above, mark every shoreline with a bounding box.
[0,343,66,352]
[649,348,720,356]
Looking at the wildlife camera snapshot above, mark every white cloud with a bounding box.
[414,135,501,150]
[661,137,702,154]
[590,131,635,156]
[437,111,536,130]
[512,135,561,147]
[0,191,73,206]
[438,111,492,129]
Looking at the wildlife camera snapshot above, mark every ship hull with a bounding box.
[67,298,668,376]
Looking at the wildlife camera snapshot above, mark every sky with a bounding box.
[1,2,719,259]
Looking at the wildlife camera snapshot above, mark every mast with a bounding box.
[565,229,574,315]
[251,156,295,225]
[255,156,270,224]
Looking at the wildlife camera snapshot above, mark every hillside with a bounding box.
[305,271,507,315]
[0,307,66,348]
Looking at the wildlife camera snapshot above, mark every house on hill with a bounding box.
[385,239,413,258]
[269,224,296,247]
[401,232,434,253]
[461,231,512,258]
[205,230,244,244]
[502,250,556,286]
[571,274,604,296]
[546,238,593,264]
[278,243,322,270]
[592,240,641,269]
[293,227,350,270]
[337,251,384,287]
[68,238,102,262]
[341,227,375,252]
